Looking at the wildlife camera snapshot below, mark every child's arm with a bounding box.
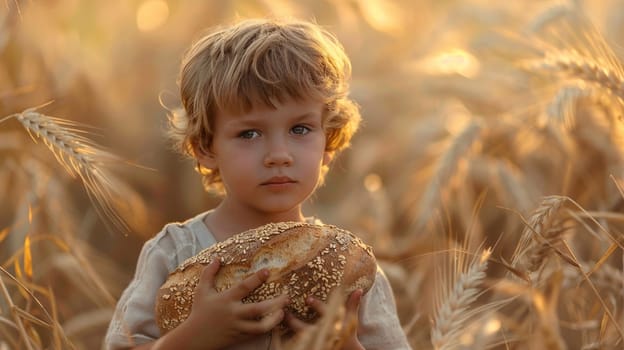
[130,260,289,350]
[355,268,412,350]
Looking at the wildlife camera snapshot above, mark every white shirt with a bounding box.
[104,211,411,349]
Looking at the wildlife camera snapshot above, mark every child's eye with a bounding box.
[291,125,310,135]
[238,130,260,139]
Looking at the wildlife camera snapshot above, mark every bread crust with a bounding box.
[155,221,376,334]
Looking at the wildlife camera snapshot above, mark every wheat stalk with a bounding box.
[559,240,624,342]
[0,265,75,349]
[0,270,34,350]
[468,156,533,213]
[529,271,567,350]
[0,105,131,234]
[566,261,624,299]
[275,289,352,350]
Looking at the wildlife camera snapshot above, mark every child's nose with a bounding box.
[264,143,293,167]
[264,151,293,167]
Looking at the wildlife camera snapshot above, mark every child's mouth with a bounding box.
[261,176,296,187]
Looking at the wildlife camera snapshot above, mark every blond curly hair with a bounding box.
[167,18,361,193]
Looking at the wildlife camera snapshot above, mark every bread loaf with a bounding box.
[155,221,377,334]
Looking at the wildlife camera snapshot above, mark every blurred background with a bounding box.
[2,0,624,349]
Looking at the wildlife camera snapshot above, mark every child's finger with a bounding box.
[229,269,270,300]
[239,309,285,334]
[197,259,221,293]
[345,289,363,316]
[236,294,288,319]
[306,296,325,317]
[284,311,309,333]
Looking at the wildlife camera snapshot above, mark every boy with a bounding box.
[104,18,411,350]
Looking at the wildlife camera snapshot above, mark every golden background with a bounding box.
[1,1,624,349]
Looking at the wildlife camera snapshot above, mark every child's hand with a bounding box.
[183,260,289,350]
[284,289,365,350]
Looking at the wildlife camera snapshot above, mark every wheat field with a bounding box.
[1,1,624,349]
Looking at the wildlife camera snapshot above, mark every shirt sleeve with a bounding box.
[358,266,412,350]
[103,236,171,350]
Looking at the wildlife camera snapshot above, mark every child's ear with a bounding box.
[194,143,217,170]
[322,151,334,166]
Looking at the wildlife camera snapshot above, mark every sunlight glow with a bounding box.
[443,101,472,136]
[24,236,33,278]
[364,173,382,192]
[357,0,404,34]
[137,0,169,32]
[0,228,9,243]
[459,332,474,346]
[533,292,546,313]
[483,317,501,335]
[420,49,480,78]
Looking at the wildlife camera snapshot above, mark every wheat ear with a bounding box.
[545,81,599,130]
[526,4,575,34]
[412,121,482,232]
[524,52,624,101]
[511,196,567,276]
[431,248,491,350]
[1,105,130,234]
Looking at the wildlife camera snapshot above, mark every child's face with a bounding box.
[198,98,331,215]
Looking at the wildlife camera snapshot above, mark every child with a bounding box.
[104,18,411,350]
